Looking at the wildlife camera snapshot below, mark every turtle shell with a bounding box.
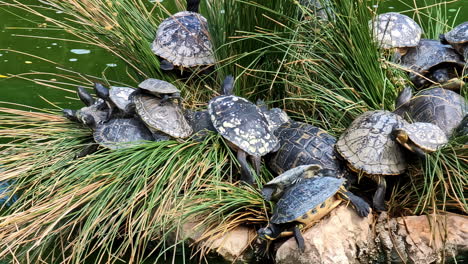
[400,39,464,75]
[208,95,278,156]
[152,11,215,68]
[271,176,344,224]
[394,87,467,137]
[370,12,421,49]
[138,78,180,95]
[397,122,448,152]
[336,110,408,175]
[263,108,290,132]
[93,118,154,150]
[109,86,135,112]
[133,94,192,138]
[268,121,343,175]
[444,22,468,44]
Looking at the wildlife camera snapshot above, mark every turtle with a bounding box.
[454,115,468,138]
[94,83,136,118]
[440,22,468,59]
[93,118,154,150]
[335,110,408,211]
[133,93,192,138]
[369,12,422,61]
[184,109,216,140]
[261,164,322,202]
[63,86,108,127]
[151,0,215,71]
[138,78,181,105]
[394,86,468,137]
[394,122,448,156]
[208,75,279,184]
[267,121,352,186]
[400,39,465,89]
[257,167,370,252]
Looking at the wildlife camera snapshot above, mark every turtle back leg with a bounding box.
[237,149,255,185]
[160,60,175,71]
[337,188,371,217]
[372,176,387,212]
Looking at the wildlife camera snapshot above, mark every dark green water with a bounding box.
[0,0,466,109]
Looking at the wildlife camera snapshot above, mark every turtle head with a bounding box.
[431,68,449,84]
[221,75,235,95]
[257,224,281,241]
[62,109,78,122]
[395,86,412,109]
[394,128,426,158]
[186,0,200,13]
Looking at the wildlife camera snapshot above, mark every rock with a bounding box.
[377,213,468,263]
[275,205,377,264]
[203,226,256,263]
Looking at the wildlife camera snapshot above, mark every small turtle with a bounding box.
[257,168,370,252]
[94,83,136,118]
[440,22,468,59]
[394,122,448,156]
[335,110,408,211]
[400,39,465,88]
[93,118,154,150]
[138,78,181,104]
[369,12,422,60]
[133,93,192,138]
[151,0,215,71]
[262,164,322,202]
[267,121,351,183]
[394,86,468,137]
[208,76,279,184]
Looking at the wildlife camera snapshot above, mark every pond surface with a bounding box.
[0,0,466,109]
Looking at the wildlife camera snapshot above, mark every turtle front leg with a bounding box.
[338,190,371,217]
[237,149,254,185]
[160,60,174,71]
[373,176,387,212]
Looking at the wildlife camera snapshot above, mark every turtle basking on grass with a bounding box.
[369,12,422,61]
[151,0,215,71]
[137,78,181,105]
[257,167,370,252]
[208,75,279,184]
[400,39,465,89]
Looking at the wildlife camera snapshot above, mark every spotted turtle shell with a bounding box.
[271,176,344,224]
[268,121,343,175]
[336,110,408,175]
[133,94,192,138]
[152,11,215,68]
[370,12,421,49]
[208,95,278,156]
[93,118,154,150]
[138,78,180,95]
[400,39,464,75]
[394,88,467,137]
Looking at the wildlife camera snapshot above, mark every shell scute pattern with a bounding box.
[109,86,135,111]
[271,176,344,224]
[93,118,153,150]
[400,39,464,73]
[208,95,278,156]
[394,88,467,137]
[152,11,214,67]
[336,111,408,175]
[445,22,468,44]
[268,122,341,175]
[134,94,192,138]
[138,78,180,94]
[370,12,421,49]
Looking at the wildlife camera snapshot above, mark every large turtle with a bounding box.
[138,78,181,105]
[257,167,370,252]
[267,121,352,186]
[440,22,468,59]
[335,110,408,211]
[394,86,468,137]
[400,39,465,88]
[151,0,215,71]
[208,75,279,184]
[133,93,192,139]
[369,12,422,61]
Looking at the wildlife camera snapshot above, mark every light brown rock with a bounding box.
[203,226,256,263]
[275,205,377,264]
